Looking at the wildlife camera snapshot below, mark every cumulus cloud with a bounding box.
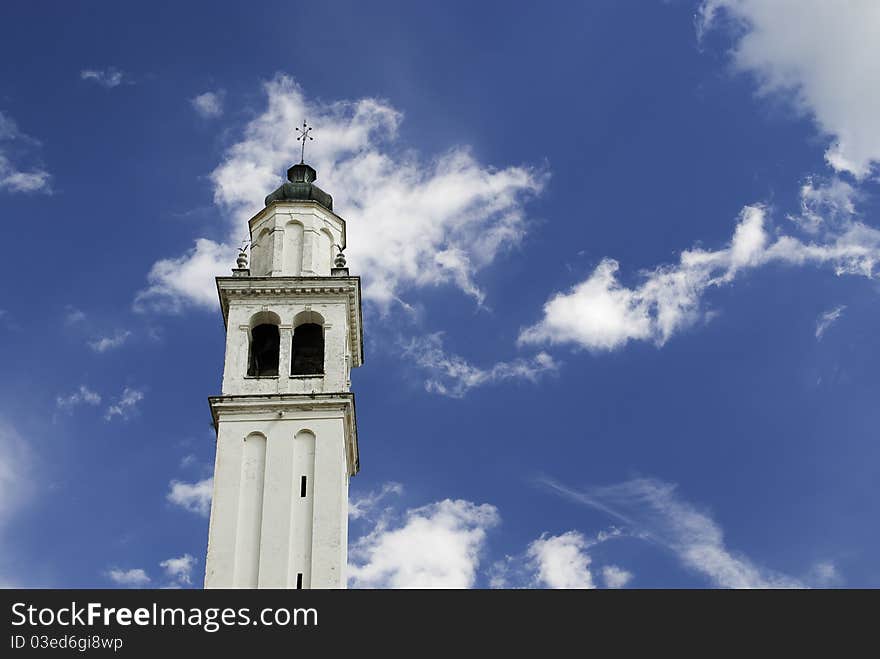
[88,330,131,353]
[103,387,144,421]
[699,0,880,177]
[56,385,102,411]
[105,567,150,587]
[160,554,197,586]
[601,565,633,589]
[489,527,624,589]
[349,498,500,588]
[520,180,880,352]
[0,111,51,194]
[402,333,558,398]
[137,75,544,312]
[527,531,596,589]
[815,305,846,340]
[167,477,213,516]
[191,91,224,119]
[544,477,803,588]
[80,68,126,88]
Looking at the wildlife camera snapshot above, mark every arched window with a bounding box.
[291,323,324,375]
[248,323,280,377]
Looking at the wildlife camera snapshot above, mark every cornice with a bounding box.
[208,393,360,476]
[215,275,364,367]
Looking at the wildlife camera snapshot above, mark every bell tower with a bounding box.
[204,155,363,589]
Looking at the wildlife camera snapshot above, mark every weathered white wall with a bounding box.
[207,198,358,590]
[248,203,344,277]
[221,298,352,395]
[205,411,351,589]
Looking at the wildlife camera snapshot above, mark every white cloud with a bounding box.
[63,307,86,325]
[88,330,131,353]
[0,419,31,524]
[349,498,499,588]
[167,477,213,516]
[56,385,102,410]
[0,419,33,586]
[544,477,803,588]
[521,180,880,351]
[137,75,544,312]
[403,333,558,398]
[80,68,125,88]
[160,554,196,586]
[815,305,846,340]
[527,531,595,589]
[0,111,51,194]
[105,567,150,587]
[135,239,236,313]
[490,527,624,589]
[699,1,880,177]
[104,387,144,421]
[191,91,224,119]
[807,560,842,587]
[349,482,404,520]
[602,565,633,589]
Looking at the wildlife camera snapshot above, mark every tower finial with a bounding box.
[296,120,314,164]
[233,238,250,275]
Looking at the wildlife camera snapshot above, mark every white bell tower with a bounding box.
[204,158,363,589]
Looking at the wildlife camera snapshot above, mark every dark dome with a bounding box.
[264,163,333,211]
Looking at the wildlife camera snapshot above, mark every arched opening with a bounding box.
[291,323,324,375]
[250,227,271,276]
[284,221,304,275]
[247,312,281,377]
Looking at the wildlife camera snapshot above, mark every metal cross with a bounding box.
[296,120,314,163]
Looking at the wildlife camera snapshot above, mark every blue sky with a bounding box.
[1,0,879,588]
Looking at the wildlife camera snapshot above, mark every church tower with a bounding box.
[204,152,362,589]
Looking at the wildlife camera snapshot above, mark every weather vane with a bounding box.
[296,120,314,164]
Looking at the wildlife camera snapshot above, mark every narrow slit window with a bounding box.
[296,573,303,589]
[300,475,307,497]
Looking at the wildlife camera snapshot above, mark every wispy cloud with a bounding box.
[815,305,846,340]
[167,477,212,516]
[0,419,33,585]
[88,330,132,353]
[63,307,86,326]
[56,385,102,411]
[191,91,224,119]
[0,111,51,194]
[521,179,879,352]
[542,476,803,588]
[103,387,144,421]
[160,554,197,586]
[402,333,558,398]
[349,482,404,520]
[80,68,127,88]
[105,567,150,587]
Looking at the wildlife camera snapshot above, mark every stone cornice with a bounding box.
[216,275,364,368]
[208,393,360,476]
